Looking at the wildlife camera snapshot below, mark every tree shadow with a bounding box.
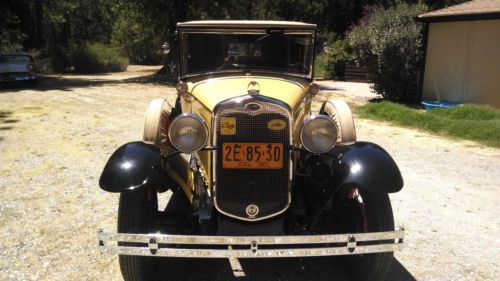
[156,256,415,281]
[319,85,343,91]
[0,110,13,119]
[0,72,176,93]
[0,110,18,139]
[0,77,110,93]
[1,119,19,124]
[124,73,177,85]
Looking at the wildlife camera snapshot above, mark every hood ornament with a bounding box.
[247,81,260,96]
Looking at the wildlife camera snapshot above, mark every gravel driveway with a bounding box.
[0,66,498,281]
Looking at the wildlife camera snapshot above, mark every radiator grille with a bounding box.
[215,101,291,220]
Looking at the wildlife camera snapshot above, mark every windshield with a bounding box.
[0,55,33,63]
[180,31,314,78]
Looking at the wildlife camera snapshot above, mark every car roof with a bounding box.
[177,20,316,30]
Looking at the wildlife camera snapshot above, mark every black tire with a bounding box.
[343,189,395,281]
[118,189,159,281]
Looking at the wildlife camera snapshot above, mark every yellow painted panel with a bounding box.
[188,76,308,112]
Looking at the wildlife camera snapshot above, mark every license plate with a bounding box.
[222,143,283,169]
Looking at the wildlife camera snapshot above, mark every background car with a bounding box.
[0,53,38,86]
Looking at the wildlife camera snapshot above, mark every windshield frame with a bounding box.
[177,29,316,80]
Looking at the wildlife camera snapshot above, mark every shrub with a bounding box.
[315,39,352,80]
[348,3,428,103]
[71,43,128,73]
[48,46,71,73]
[325,39,352,80]
[314,52,329,79]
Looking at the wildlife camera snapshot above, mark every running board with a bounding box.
[97,228,404,258]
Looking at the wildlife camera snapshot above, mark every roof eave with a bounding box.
[416,11,500,22]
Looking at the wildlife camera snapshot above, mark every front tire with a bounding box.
[118,188,159,281]
[340,189,395,281]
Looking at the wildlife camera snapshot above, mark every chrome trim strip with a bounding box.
[98,228,404,258]
[212,95,292,115]
[212,96,294,221]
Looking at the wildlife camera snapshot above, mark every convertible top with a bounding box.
[177,20,317,30]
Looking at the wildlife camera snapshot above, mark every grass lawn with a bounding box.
[356,101,500,148]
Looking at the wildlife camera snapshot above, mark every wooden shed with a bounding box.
[417,0,500,107]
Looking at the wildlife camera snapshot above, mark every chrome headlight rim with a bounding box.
[168,113,208,154]
[300,114,338,154]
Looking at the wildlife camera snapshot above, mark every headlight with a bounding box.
[168,113,208,153]
[300,115,338,153]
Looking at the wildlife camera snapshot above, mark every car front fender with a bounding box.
[303,141,403,228]
[334,141,404,193]
[99,142,172,192]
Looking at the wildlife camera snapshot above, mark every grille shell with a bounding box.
[214,99,291,221]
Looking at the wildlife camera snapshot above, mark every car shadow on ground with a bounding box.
[0,73,175,93]
[155,256,415,281]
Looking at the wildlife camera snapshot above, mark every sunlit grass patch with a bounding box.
[356,101,500,148]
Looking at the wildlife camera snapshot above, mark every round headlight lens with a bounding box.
[300,115,338,153]
[168,113,208,153]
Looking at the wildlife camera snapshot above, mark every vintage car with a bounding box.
[0,53,38,85]
[98,21,404,281]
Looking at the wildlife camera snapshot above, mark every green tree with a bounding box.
[0,7,27,53]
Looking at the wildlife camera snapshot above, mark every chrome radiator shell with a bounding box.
[212,96,293,221]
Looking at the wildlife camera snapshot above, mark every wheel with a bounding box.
[118,188,160,281]
[336,188,395,281]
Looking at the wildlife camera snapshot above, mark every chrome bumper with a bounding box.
[98,228,404,258]
[0,73,37,82]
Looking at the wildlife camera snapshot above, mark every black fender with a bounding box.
[301,141,403,228]
[99,142,175,192]
[333,141,403,193]
[99,141,199,230]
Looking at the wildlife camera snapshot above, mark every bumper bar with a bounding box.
[98,227,404,258]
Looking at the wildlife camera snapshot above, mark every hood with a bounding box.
[188,76,308,112]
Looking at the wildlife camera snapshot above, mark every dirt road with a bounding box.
[0,66,498,280]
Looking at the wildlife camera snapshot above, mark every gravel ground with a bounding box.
[0,66,498,281]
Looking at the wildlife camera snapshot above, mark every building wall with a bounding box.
[422,19,500,107]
